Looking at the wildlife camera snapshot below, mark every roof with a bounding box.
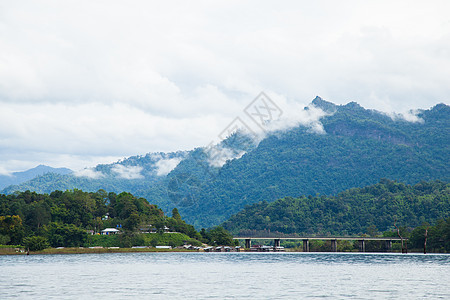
[101,228,120,232]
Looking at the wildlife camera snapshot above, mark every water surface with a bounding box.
[1,252,449,299]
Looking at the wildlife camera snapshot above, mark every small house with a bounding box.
[101,228,120,235]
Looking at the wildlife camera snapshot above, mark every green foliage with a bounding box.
[409,218,450,252]
[0,189,203,248]
[0,215,24,245]
[44,222,87,248]
[85,234,120,248]
[201,226,236,246]
[165,210,202,240]
[140,233,202,247]
[0,234,11,245]
[2,101,448,229]
[85,232,202,248]
[172,208,181,220]
[223,180,449,237]
[23,236,50,251]
[169,101,450,228]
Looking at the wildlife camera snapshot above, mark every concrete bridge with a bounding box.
[233,237,407,252]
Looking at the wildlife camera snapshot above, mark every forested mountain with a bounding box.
[171,99,449,227]
[0,165,72,190]
[2,98,449,229]
[222,179,450,236]
[1,152,187,211]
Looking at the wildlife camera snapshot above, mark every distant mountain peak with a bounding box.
[311,96,337,113]
[343,101,364,110]
[0,165,73,190]
[27,165,72,173]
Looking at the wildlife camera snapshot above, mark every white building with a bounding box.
[101,228,120,235]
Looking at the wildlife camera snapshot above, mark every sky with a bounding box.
[0,0,449,174]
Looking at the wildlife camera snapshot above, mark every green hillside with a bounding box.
[0,165,73,190]
[222,179,449,236]
[2,98,449,228]
[0,189,229,249]
[174,100,449,227]
[0,152,182,211]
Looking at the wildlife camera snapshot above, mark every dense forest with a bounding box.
[2,99,449,228]
[171,100,449,227]
[222,180,449,240]
[0,190,235,250]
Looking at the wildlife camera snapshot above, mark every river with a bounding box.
[1,252,449,299]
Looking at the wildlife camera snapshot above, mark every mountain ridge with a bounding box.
[0,165,73,190]
[2,98,449,229]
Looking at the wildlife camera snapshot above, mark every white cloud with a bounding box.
[398,111,425,124]
[0,0,449,172]
[0,166,12,176]
[262,96,330,134]
[74,168,105,179]
[111,165,144,180]
[206,146,246,168]
[386,110,425,124]
[154,158,182,176]
[0,101,227,172]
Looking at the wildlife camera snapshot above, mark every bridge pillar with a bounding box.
[245,239,251,249]
[274,239,280,250]
[358,240,365,252]
[303,239,310,252]
[331,239,337,252]
[385,240,392,252]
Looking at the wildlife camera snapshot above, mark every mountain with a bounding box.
[168,99,449,227]
[1,152,187,211]
[2,98,449,229]
[0,165,73,190]
[222,179,450,236]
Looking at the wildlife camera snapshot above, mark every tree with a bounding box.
[172,208,181,220]
[207,226,235,246]
[25,202,51,229]
[409,224,429,251]
[124,213,140,231]
[394,219,407,253]
[44,222,87,248]
[0,234,11,245]
[23,236,50,251]
[366,225,379,237]
[0,215,24,245]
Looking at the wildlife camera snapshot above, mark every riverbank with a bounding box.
[0,246,196,255]
[1,246,443,255]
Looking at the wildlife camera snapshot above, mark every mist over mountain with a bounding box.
[2,98,449,229]
[0,152,187,207]
[170,99,449,227]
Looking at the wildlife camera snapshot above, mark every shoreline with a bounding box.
[0,247,195,255]
[1,247,445,255]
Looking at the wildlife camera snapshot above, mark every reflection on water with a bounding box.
[1,252,449,299]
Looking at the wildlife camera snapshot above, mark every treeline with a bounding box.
[0,189,235,250]
[407,218,449,252]
[273,218,449,252]
[223,180,449,245]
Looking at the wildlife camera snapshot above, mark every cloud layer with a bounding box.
[1,1,449,173]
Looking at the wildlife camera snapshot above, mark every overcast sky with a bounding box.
[0,0,449,174]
